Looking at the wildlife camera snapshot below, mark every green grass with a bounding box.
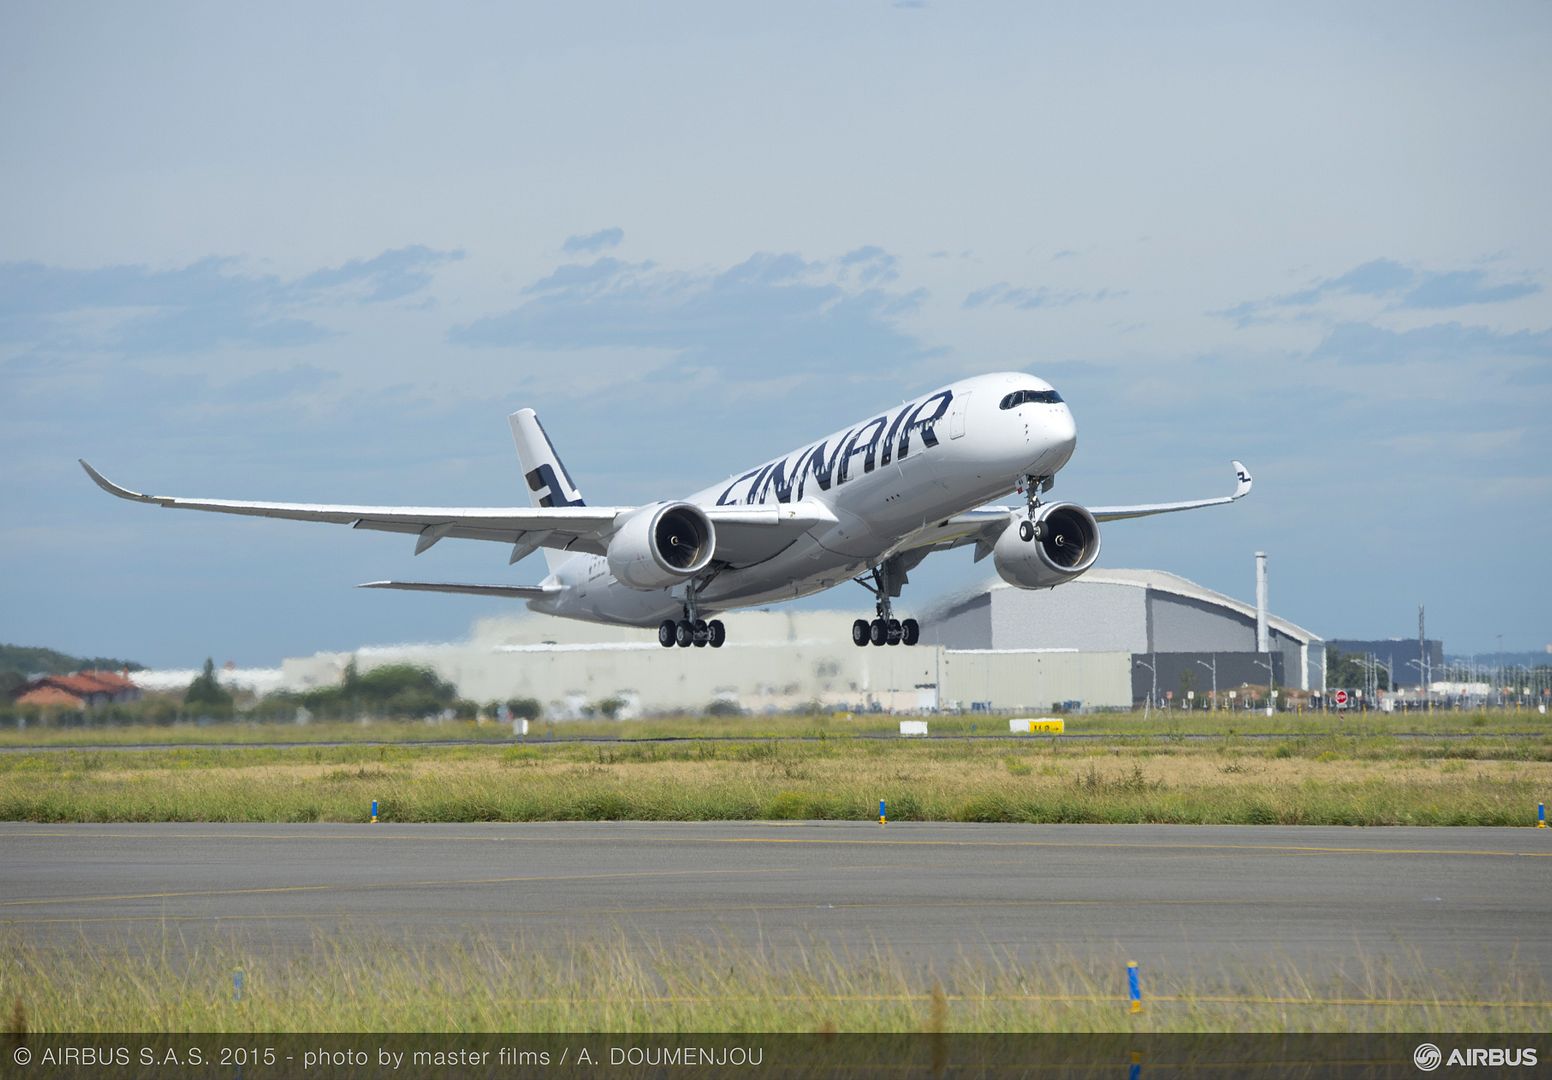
[2,933,1544,1033]
[2,734,1547,825]
[1,708,1546,748]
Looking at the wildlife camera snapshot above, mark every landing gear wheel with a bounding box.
[657,620,676,648]
[901,618,920,646]
[870,618,887,646]
[707,620,726,648]
[1019,519,1035,543]
[886,619,902,646]
[692,619,709,647]
[675,619,694,648]
[852,619,870,647]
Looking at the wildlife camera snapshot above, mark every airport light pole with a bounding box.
[1252,655,1274,714]
[1406,658,1431,712]
[1195,657,1217,711]
[1135,656,1157,720]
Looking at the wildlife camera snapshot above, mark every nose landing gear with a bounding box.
[1016,473,1051,543]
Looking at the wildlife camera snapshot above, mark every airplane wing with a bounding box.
[79,460,832,566]
[1087,460,1253,522]
[358,581,561,599]
[893,460,1253,561]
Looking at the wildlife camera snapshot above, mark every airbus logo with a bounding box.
[1414,1042,1538,1070]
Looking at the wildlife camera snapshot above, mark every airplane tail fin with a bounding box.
[509,409,585,573]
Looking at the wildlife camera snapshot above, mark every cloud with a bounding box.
[1398,270,1540,309]
[962,282,1121,310]
[0,246,461,354]
[1310,320,1552,366]
[1216,257,1540,325]
[561,227,624,254]
[449,247,935,375]
[836,245,899,285]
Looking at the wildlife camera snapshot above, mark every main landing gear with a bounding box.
[851,563,921,647]
[657,587,725,649]
[658,617,726,648]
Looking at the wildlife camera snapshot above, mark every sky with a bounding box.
[2,2,1549,667]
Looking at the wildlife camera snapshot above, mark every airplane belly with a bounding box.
[703,536,866,606]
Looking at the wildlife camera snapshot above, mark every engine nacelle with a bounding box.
[606,502,716,590]
[992,502,1101,589]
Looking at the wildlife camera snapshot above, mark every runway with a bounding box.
[2,822,1548,990]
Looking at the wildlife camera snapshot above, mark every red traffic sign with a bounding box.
[1334,689,1349,706]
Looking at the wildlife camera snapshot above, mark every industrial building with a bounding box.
[259,561,1321,716]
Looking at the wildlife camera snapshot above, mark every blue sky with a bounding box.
[2,2,1548,666]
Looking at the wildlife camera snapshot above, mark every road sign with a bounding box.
[1334,689,1349,707]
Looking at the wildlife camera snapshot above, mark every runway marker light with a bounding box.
[1129,1050,1142,1080]
[1128,961,1142,1014]
[880,799,886,825]
[371,800,378,824]
[233,970,243,1004]
[1539,802,1546,829]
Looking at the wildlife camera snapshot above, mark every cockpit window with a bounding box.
[999,388,1062,409]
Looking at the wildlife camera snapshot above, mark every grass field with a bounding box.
[3,933,1545,1033]
[1,713,1547,825]
[2,708,1547,747]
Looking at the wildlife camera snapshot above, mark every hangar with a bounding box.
[920,568,1324,694]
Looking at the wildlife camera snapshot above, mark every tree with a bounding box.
[1326,650,1371,692]
[506,698,542,721]
[184,658,233,713]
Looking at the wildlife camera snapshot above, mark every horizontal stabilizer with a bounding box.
[358,580,560,600]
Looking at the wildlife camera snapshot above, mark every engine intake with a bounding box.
[607,502,716,590]
[993,502,1101,589]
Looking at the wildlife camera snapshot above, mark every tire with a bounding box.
[869,619,887,647]
[692,619,708,647]
[901,618,920,646]
[1019,519,1035,542]
[886,620,902,646]
[675,619,694,647]
[658,620,676,648]
[708,620,726,648]
[852,619,870,647]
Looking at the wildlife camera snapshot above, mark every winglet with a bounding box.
[1230,460,1253,500]
[79,460,155,503]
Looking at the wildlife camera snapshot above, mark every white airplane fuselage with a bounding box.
[532,371,1076,627]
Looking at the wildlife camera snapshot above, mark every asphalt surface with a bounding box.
[2,822,1548,990]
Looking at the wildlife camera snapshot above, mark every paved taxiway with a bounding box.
[2,823,1547,989]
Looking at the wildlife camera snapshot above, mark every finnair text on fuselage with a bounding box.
[715,391,954,506]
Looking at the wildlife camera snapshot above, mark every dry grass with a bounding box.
[2,932,1545,1033]
[2,737,1548,825]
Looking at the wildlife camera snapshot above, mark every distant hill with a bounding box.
[0,644,144,677]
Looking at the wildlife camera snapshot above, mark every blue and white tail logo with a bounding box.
[509,409,585,509]
[509,409,586,572]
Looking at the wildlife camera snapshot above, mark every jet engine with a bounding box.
[992,502,1101,589]
[606,502,716,590]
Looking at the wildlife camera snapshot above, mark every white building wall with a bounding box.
[984,582,1148,652]
[939,650,1132,710]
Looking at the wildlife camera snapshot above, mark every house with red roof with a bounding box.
[13,670,141,709]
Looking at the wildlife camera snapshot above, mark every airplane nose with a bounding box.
[1049,405,1077,466]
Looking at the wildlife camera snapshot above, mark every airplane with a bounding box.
[81,371,1251,651]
